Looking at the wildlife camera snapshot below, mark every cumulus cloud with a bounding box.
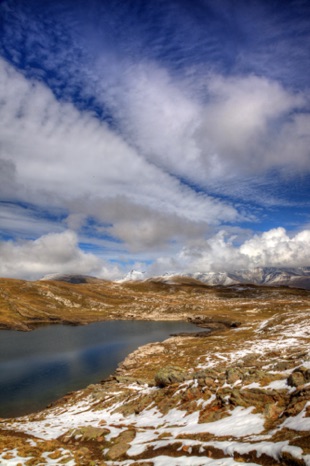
[240,228,310,267]
[0,230,121,280]
[151,228,310,275]
[2,227,310,280]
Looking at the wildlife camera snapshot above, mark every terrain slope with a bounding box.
[0,278,309,465]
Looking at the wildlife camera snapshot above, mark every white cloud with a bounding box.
[107,64,308,187]
[0,231,121,280]
[199,75,305,176]
[0,58,239,252]
[240,227,310,267]
[2,227,310,280]
[1,4,309,281]
[108,214,205,252]
[0,203,63,238]
[151,228,310,275]
[103,63,202,180]
[0,58,309,271]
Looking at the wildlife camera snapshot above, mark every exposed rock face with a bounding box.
[0,282,310,465]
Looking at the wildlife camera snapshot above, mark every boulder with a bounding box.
[287,370,306,387]
[226,368,242,384]
[154,365,187,387]
[106,429,136,461]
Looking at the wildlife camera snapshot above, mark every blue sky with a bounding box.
[0,0,310,279]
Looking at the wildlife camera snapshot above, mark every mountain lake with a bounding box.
[0,320,197,418]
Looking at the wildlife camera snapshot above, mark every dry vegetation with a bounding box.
[0,277,310,465]
[0,276,309,331]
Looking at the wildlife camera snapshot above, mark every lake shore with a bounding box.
[1,277,309,331]
[0,280,310,465]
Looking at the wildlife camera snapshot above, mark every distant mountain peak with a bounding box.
[117,270,146,283]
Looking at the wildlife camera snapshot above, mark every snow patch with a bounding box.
[282,401,310,431]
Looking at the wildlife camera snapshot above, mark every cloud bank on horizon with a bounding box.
[0,0,309,280]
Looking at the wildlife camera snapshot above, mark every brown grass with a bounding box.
[0,277,309,331]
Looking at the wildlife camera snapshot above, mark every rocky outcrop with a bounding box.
[154,365,188,387]
[287,366,310,387]
[188,314,242,329]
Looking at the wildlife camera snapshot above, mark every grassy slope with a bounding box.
[0,277,309,330]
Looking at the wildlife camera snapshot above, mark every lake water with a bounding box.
[0,320,196,418]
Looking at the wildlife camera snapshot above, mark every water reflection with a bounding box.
[0,320,195,418]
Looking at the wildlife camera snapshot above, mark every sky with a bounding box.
[0,0,310,280]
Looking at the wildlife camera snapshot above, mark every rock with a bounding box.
[272,361,294,371]
[106,430,136,461]
[264,403,283,420]
[240,353,262,367]
[204,377,216,388]
[281,451,306,466]
[61,426,110,443]
[298,366,310,382]
[242,369,270,384]
[154,365,187,387]
[106,442,130,461]
[285,385,310,416]
[287,370,306,387]
[188,315,241,329]
[192,370,208,379]
[230,387,287,412]
[226,368,242,384]
[130,463,153,466]
[114,376,142,384]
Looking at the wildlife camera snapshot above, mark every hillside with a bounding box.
[0,277,309,464]
[0,276,309,331]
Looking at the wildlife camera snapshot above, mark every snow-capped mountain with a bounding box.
[185,267,310,289]
[117,270,146,283]
[118,267,310,289]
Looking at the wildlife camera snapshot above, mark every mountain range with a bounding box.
[119,267,310,290]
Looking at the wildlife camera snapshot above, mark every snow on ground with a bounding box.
[7,401,264,445]
[2,310,310,465]
[166,407,264,437]
[108,457,262,466]
[282,401,310,431]
[197,312,310,370]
